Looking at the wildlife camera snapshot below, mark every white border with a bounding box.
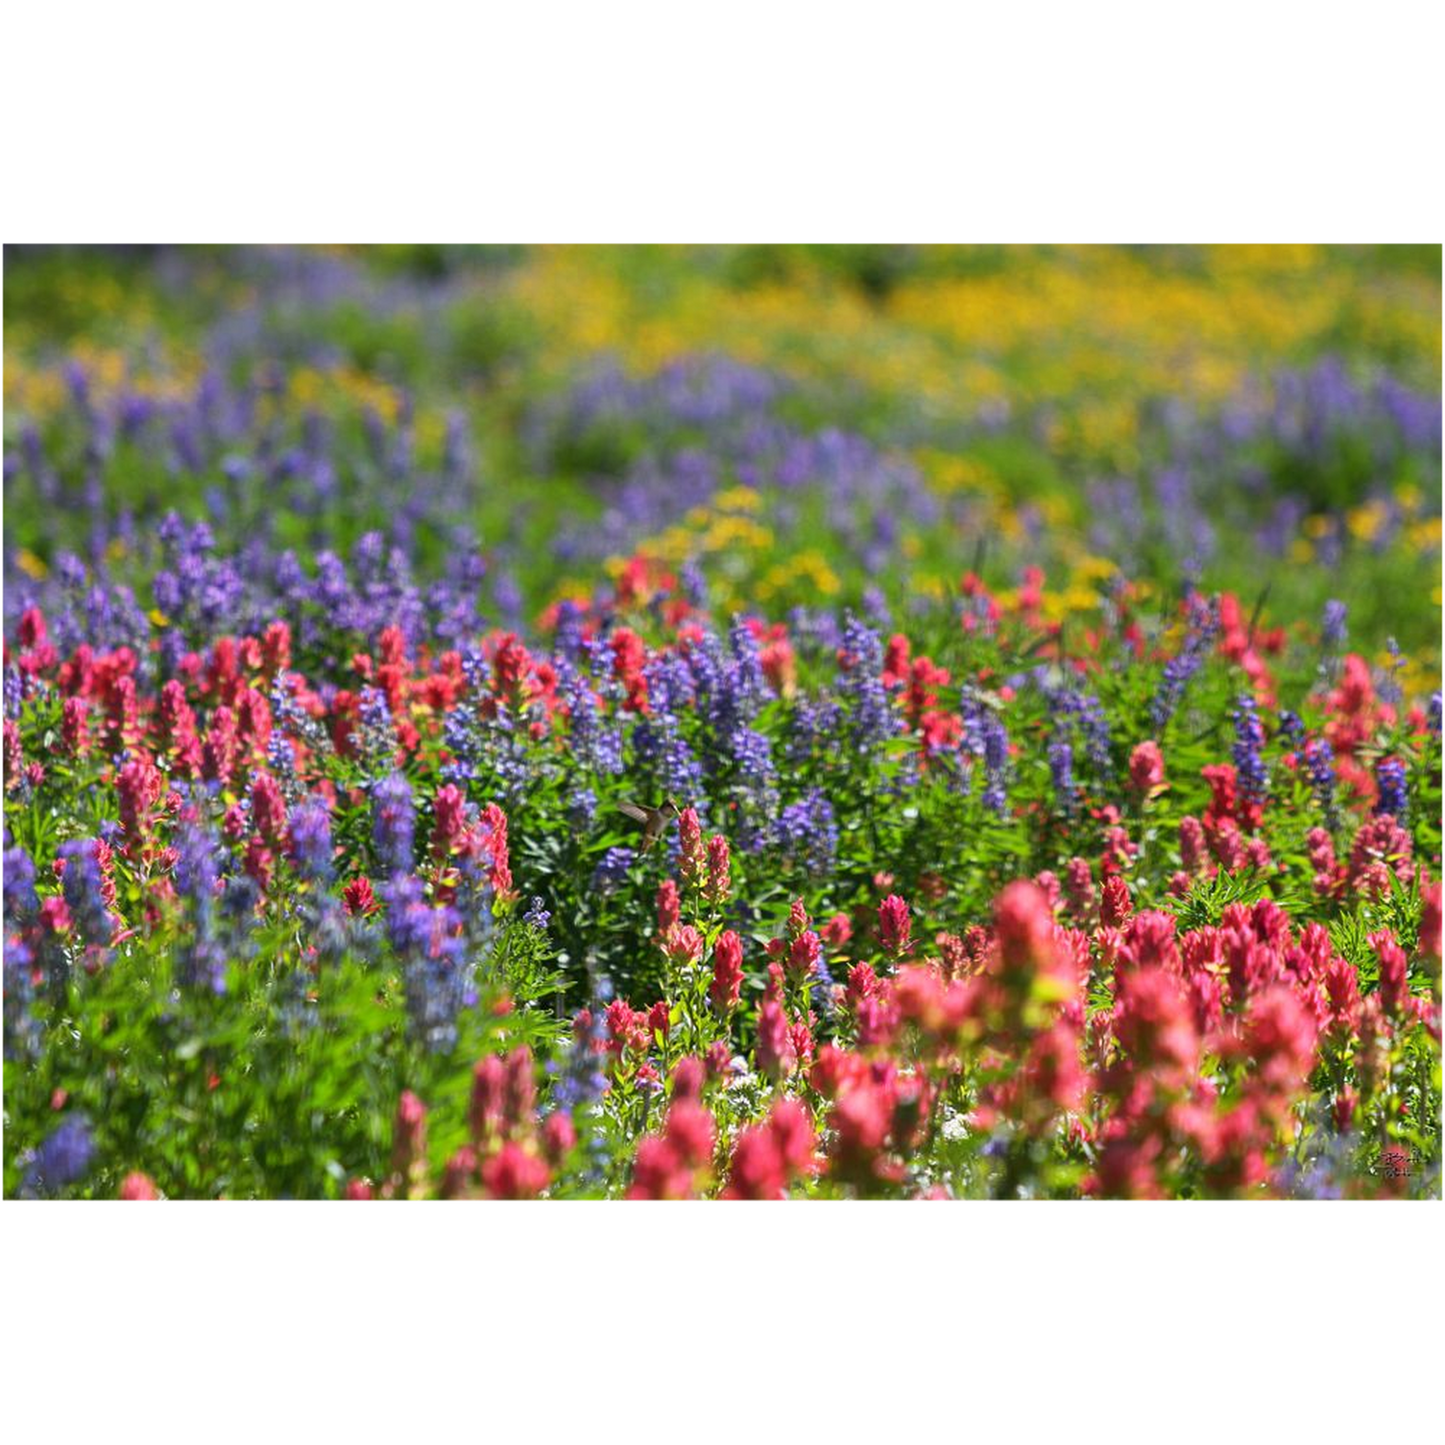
[2,2,1444,240]
[7,1199,1441,1436]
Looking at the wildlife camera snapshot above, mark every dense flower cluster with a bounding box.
[2,245,1440,1199]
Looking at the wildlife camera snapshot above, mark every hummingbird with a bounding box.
[617,796,682,852]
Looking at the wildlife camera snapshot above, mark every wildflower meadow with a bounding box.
[3,244,1441,1201]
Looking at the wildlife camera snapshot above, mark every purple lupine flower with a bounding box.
[569,787,598,829]
[440,702,481,785]
[839,612,894,752]
[632,711,704,803]
[382,873,430,953]
[1232,695,1268,810]
[221,871,260,924]
[1048,731,1078,816]
[4,845,38,921]
[492,570,523,625]
[22,1114,95,1197]
[271,674,328,753]
[267,733,299,788]
[1302,738,1337,827]
[3,842,42,1058]
[382,873,473,1051]
[642,650,694,717]
[563,667,624,775]
[680,632,726,729]
[727,615,769,719]
[961,690,1009,816]
[173,824,228,993]
[1150,595,1220,730]
[726,723,779,853]
[1049,686,1111,782]
[1074,692,1113,779]
[357,686,396,761]
[4,665,22,720]
[1277,1151,1346,1201]
[289,797,334,884]
[776,789,839,874]
[158,627,189,677]
[4,930,40,1061]
[784,696,841,767]
[465,702,533,804]
[441,410,472,481]
[680,558,708,609]
[591,847,635,895]
[553,600,588,662]
[1321,600,1347,649]
[787,605,842,655]
[152,568,183,616]
[1277,711,1306,752]
[862,585,890,627]
[1374,756,1408,822]
[371,772,415,876]
[56,550,88,589]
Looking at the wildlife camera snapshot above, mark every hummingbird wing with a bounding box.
[616,802,651,823]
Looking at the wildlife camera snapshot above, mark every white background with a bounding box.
[2,1,1442,1439]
